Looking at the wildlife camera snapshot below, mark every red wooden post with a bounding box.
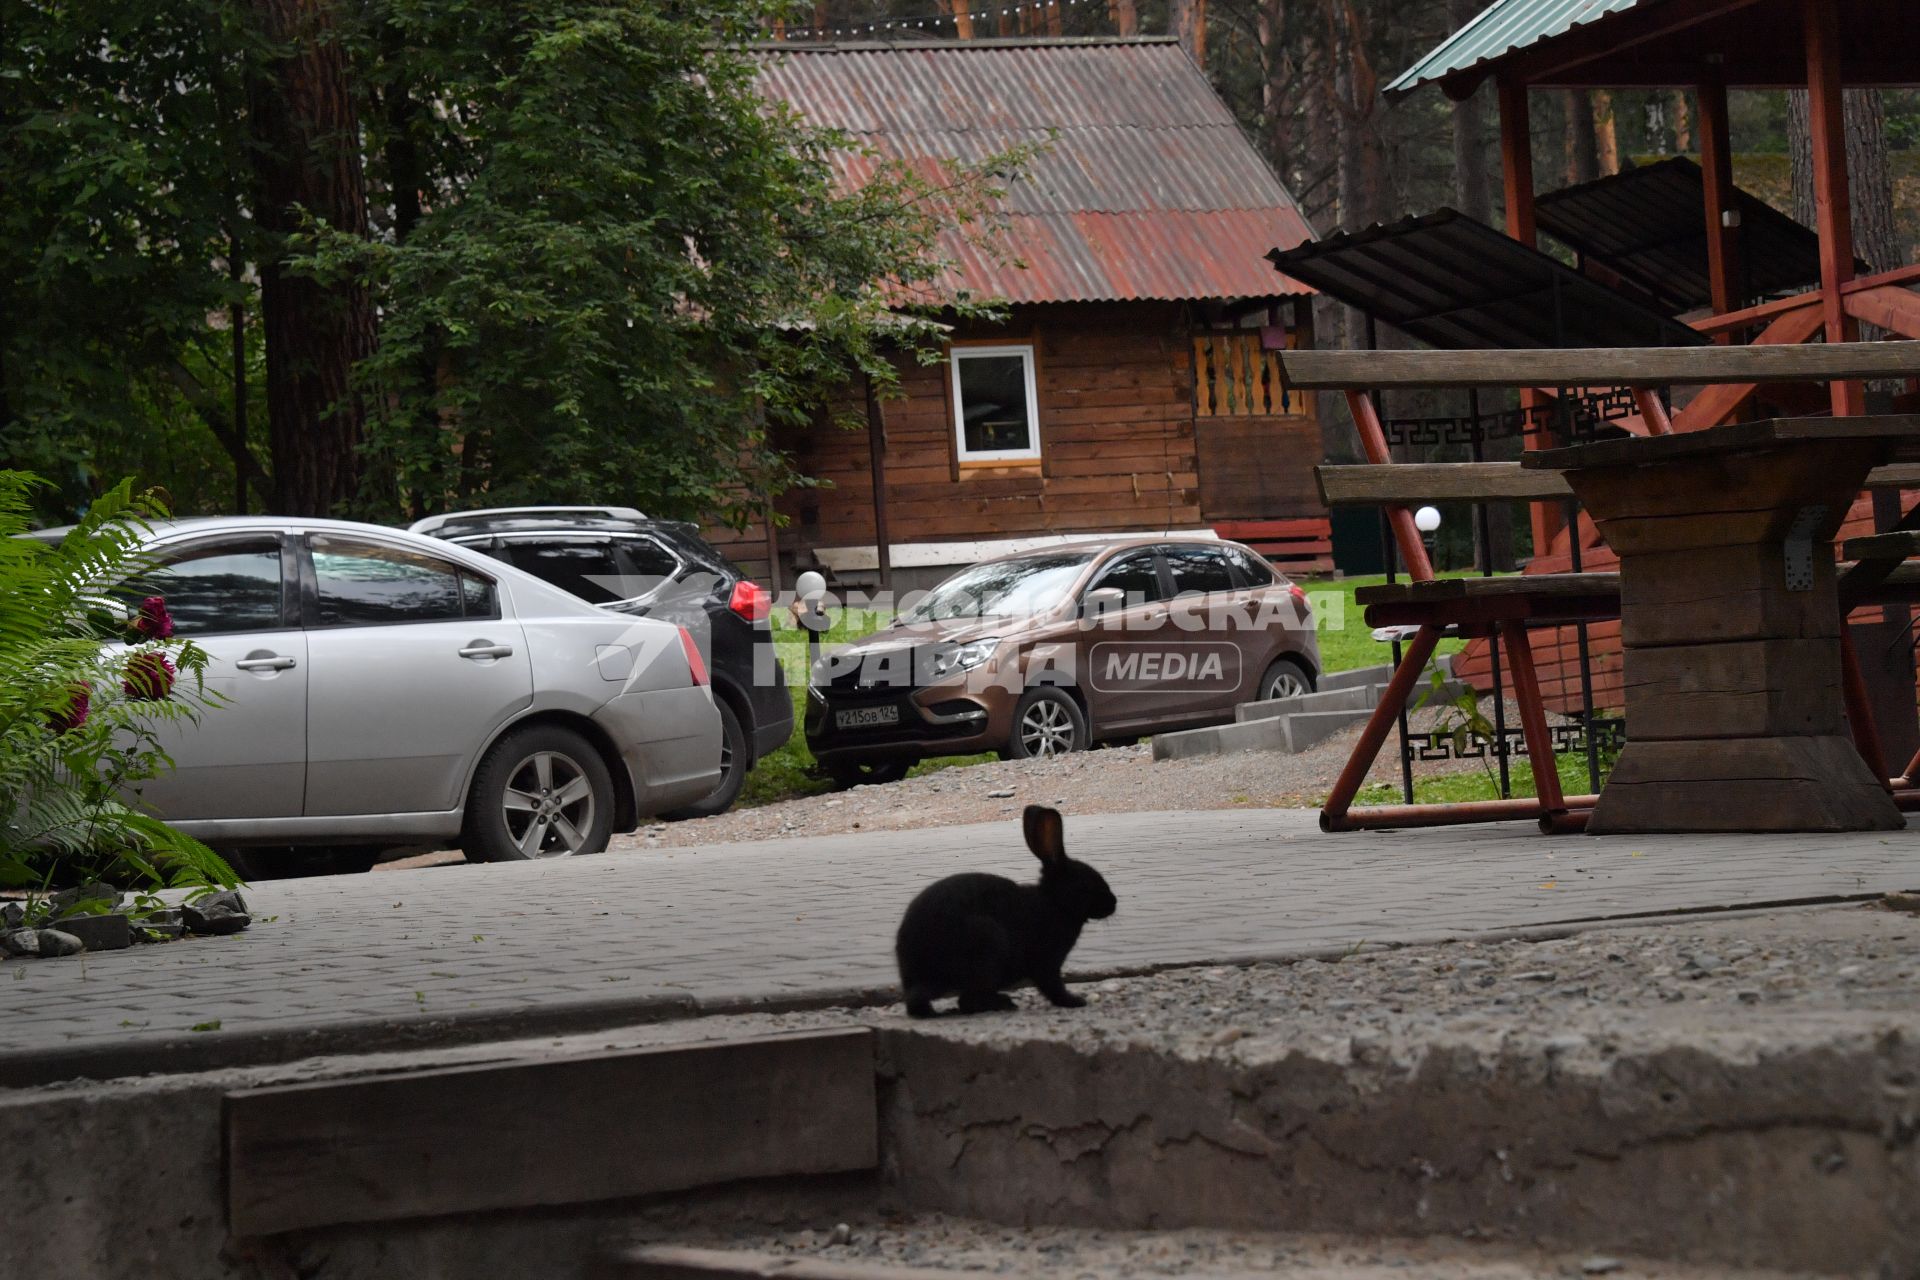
[1803,0,1865,417]
[1696,61,1744,337]
[1320,623,1442,829]
[1499,619,1566,814]
[1497,75,1563,548]
[1344,389,1435,581]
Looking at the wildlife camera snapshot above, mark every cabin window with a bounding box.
[950,345,1041,462]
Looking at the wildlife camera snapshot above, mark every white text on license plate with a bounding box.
[836,705,900,729]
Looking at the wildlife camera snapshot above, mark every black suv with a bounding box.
[410,506,791,817]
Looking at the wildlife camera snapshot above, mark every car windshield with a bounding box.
[898,551,1098,623]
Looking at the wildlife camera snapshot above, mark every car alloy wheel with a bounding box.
[501,749,599,857]
[1261,658,1312,702]
[1013,690,1090,759]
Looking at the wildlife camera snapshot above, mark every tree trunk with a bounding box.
[1170,0,1208,69]
[1670,90,1693,153]
[937,0,974,39]
[1566,89,1599,185]
[1591,90,1619,175]
[1448,0,1491,223]
[1108,0,1137,36]
[246,0,376,517]
[1790,87,1900,272]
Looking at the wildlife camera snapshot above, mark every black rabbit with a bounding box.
[895,805,1117,1017]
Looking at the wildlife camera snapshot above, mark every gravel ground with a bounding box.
[601,902,1917,1280]
[739,899,1920,1062]
[608,699,1570,853]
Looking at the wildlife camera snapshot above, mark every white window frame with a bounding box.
[949,344,1042,463]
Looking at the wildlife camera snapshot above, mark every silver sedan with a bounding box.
[83,516,720,870]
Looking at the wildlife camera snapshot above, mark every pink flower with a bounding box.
[48,682,91,733]
[123,652,176,702]
[132,596,175,640]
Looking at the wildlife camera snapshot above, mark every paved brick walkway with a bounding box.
[6,810,1920,1084]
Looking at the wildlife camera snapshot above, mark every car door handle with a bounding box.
[459,642,515,660]
[234,654,297,672]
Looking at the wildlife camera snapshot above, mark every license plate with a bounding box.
[836,705,900,729]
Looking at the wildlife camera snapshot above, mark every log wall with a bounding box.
[705,301,1328,584]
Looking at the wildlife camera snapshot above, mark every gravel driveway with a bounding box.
[611,699,1569,852]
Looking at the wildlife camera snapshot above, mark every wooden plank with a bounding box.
[1355,573,1620,606]
[1525,415,1920,472]
[1843,531,1920,562]
[1315,462,1572,506]
[1864,463,1920,490]
[224,1028,876,1236]
[1276,341,1920,391]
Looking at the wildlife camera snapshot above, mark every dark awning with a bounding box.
[1535,158,1830,315]
[1266,209,1705,350]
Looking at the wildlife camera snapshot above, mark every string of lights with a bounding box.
[777,0,1100,39]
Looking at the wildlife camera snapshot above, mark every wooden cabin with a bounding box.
[713,37,1324,593]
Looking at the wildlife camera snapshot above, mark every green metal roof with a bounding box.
[1384,0,1652,99]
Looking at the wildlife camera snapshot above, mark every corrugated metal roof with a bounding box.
[1384,0,1650,99]
[1267,209,1704,349]
[1535,157,1832,314]
[757,38,1314,303]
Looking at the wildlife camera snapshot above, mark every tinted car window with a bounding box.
[1166,546,1236,596]
[311,537,469,626]
[462,573,498,618]
[1091,550,1165,605]
[510,540,626,605]
[1225,545,1275,587]
[137,540,284,636]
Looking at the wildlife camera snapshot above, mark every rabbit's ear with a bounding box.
[1023,805,1066,864]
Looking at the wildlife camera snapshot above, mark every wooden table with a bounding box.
[1525,416,1920,834]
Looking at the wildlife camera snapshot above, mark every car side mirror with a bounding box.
[1081,586,1126,618]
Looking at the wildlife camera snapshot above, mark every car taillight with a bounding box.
[728,579,771,624]
[677,626,709,686]
[1288,583,1310,610]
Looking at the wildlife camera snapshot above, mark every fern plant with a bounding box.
[0,471,238,919]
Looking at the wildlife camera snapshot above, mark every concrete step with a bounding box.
[1315,651,1452,694]
[1158,671,1474,762]
[1281,708,1373,754]
[1235,684,1379,722]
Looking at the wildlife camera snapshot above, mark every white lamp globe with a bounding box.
[795,570,827,604]
[1414,505,1443,534]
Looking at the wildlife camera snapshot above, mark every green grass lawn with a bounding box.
[732,570,1509,810]
[1295,571,1479,676]
[1354,750,1609,807]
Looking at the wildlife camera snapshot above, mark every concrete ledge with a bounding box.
[1151,717,1291,761]
[1235,684,1378,722]
[226,1027,878,1236]
[596,1245,981,1280]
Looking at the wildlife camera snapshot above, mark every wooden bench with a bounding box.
[1284,343,1920,833]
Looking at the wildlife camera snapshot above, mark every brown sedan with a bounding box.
[805,537,1320,788]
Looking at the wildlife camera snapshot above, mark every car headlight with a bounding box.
[930,637,1000,679]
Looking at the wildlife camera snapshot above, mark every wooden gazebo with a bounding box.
[1381,0,1920,731]
[1387,0,1919,495]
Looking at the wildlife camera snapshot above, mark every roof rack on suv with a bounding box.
[407,506,647,535]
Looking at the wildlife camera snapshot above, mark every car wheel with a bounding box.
[823,757,911,790]
[1258,656,1315,702]
[463,725,616,861]
[1004,686,1087,760]
[663,699,748,820]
